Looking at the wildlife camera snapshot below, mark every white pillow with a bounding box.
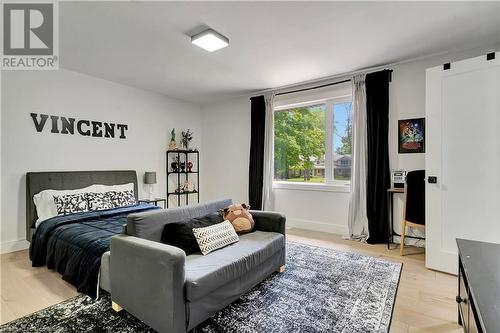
[33,185,96,227]
[33,183,135,227]
[192,221,239,255]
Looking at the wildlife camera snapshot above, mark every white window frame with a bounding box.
[273,93,352,192]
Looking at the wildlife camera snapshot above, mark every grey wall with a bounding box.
[1,69,201,252]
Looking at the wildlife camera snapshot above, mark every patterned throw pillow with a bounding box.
[86,192,114,211]
[107,190,136,208]
[192,220,239,255]
[161,213,224,255]
[53,193,89,215]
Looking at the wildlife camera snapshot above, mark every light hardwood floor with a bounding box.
[1,228,461,332]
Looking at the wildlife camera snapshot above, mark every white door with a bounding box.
[426,53,500,274]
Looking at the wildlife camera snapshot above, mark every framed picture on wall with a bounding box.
[398,118,425,153]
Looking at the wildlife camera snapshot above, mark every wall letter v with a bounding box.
[30,113,49,132]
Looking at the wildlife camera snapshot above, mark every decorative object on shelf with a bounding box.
[169,128,177,150]
[183,180,190,192]
[166,150,200,208]
[398,118,425,153]
[181,129,193,150]
[171,157,179,172]
[144,172,157,200]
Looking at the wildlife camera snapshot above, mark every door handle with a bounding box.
[428,176,437,184]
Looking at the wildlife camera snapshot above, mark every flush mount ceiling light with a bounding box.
[191,28,229,52]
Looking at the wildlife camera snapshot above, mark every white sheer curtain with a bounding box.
[262,93,275,210]
[348,74,369,241]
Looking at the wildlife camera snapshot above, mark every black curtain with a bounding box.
[366,70,392,244]
[248,95,266,210]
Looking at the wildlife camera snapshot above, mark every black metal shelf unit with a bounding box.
[166,150,199,208]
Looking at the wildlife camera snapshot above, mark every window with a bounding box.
[333,102,352,182]
[274,103,326,183]
[274,93,352,186]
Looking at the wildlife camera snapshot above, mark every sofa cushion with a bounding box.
[193,220,240,255]
[184,230,285,301]
[161,212,224,255]
[127,199,232,242]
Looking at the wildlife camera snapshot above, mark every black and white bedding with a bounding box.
[29,204,159,297]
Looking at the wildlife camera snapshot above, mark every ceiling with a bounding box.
[60,1,500,105]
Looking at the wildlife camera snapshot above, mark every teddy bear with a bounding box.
[221,203,254,234]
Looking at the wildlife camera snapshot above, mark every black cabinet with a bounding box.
[458,261,480,333]
[456,239,500,333]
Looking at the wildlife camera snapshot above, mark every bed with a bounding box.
[26,171,160,297]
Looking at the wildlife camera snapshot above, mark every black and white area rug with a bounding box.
[1,242,402,333]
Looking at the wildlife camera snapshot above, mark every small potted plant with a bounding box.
[169,128,177,150]
[181,129,193,150]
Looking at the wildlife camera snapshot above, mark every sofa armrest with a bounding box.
[250,210,286,236]
[110,234,186,333]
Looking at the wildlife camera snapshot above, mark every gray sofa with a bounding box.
[108,199,286,333]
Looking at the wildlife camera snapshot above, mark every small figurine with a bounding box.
[171,157,179,172]
[180,161,186,172]
[169,128,177,150]
[181,129,193,150]
[183,180,190,192]
[187,161,193,172]
[191,181,197,193]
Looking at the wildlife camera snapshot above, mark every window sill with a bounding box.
[273,181,351,193]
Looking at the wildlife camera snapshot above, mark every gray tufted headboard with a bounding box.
[26,170,138,242]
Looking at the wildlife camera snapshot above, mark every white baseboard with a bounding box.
[1,239,30,254]
[287,218,348,236]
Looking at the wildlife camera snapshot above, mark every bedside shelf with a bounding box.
[167,191,198,196]
[167,149,199,154]
[167,171,199,175]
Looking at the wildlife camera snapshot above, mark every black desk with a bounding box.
[387,187,425,249]
[456,239,500,333]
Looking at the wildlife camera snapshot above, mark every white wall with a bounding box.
[201,44,499,237]
[1,69,201,253]
[200,97,250,204]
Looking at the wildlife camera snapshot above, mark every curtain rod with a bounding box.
[270,70,392,98]
[275,79,352,96]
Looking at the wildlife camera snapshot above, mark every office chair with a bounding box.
[400,170,425,256]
